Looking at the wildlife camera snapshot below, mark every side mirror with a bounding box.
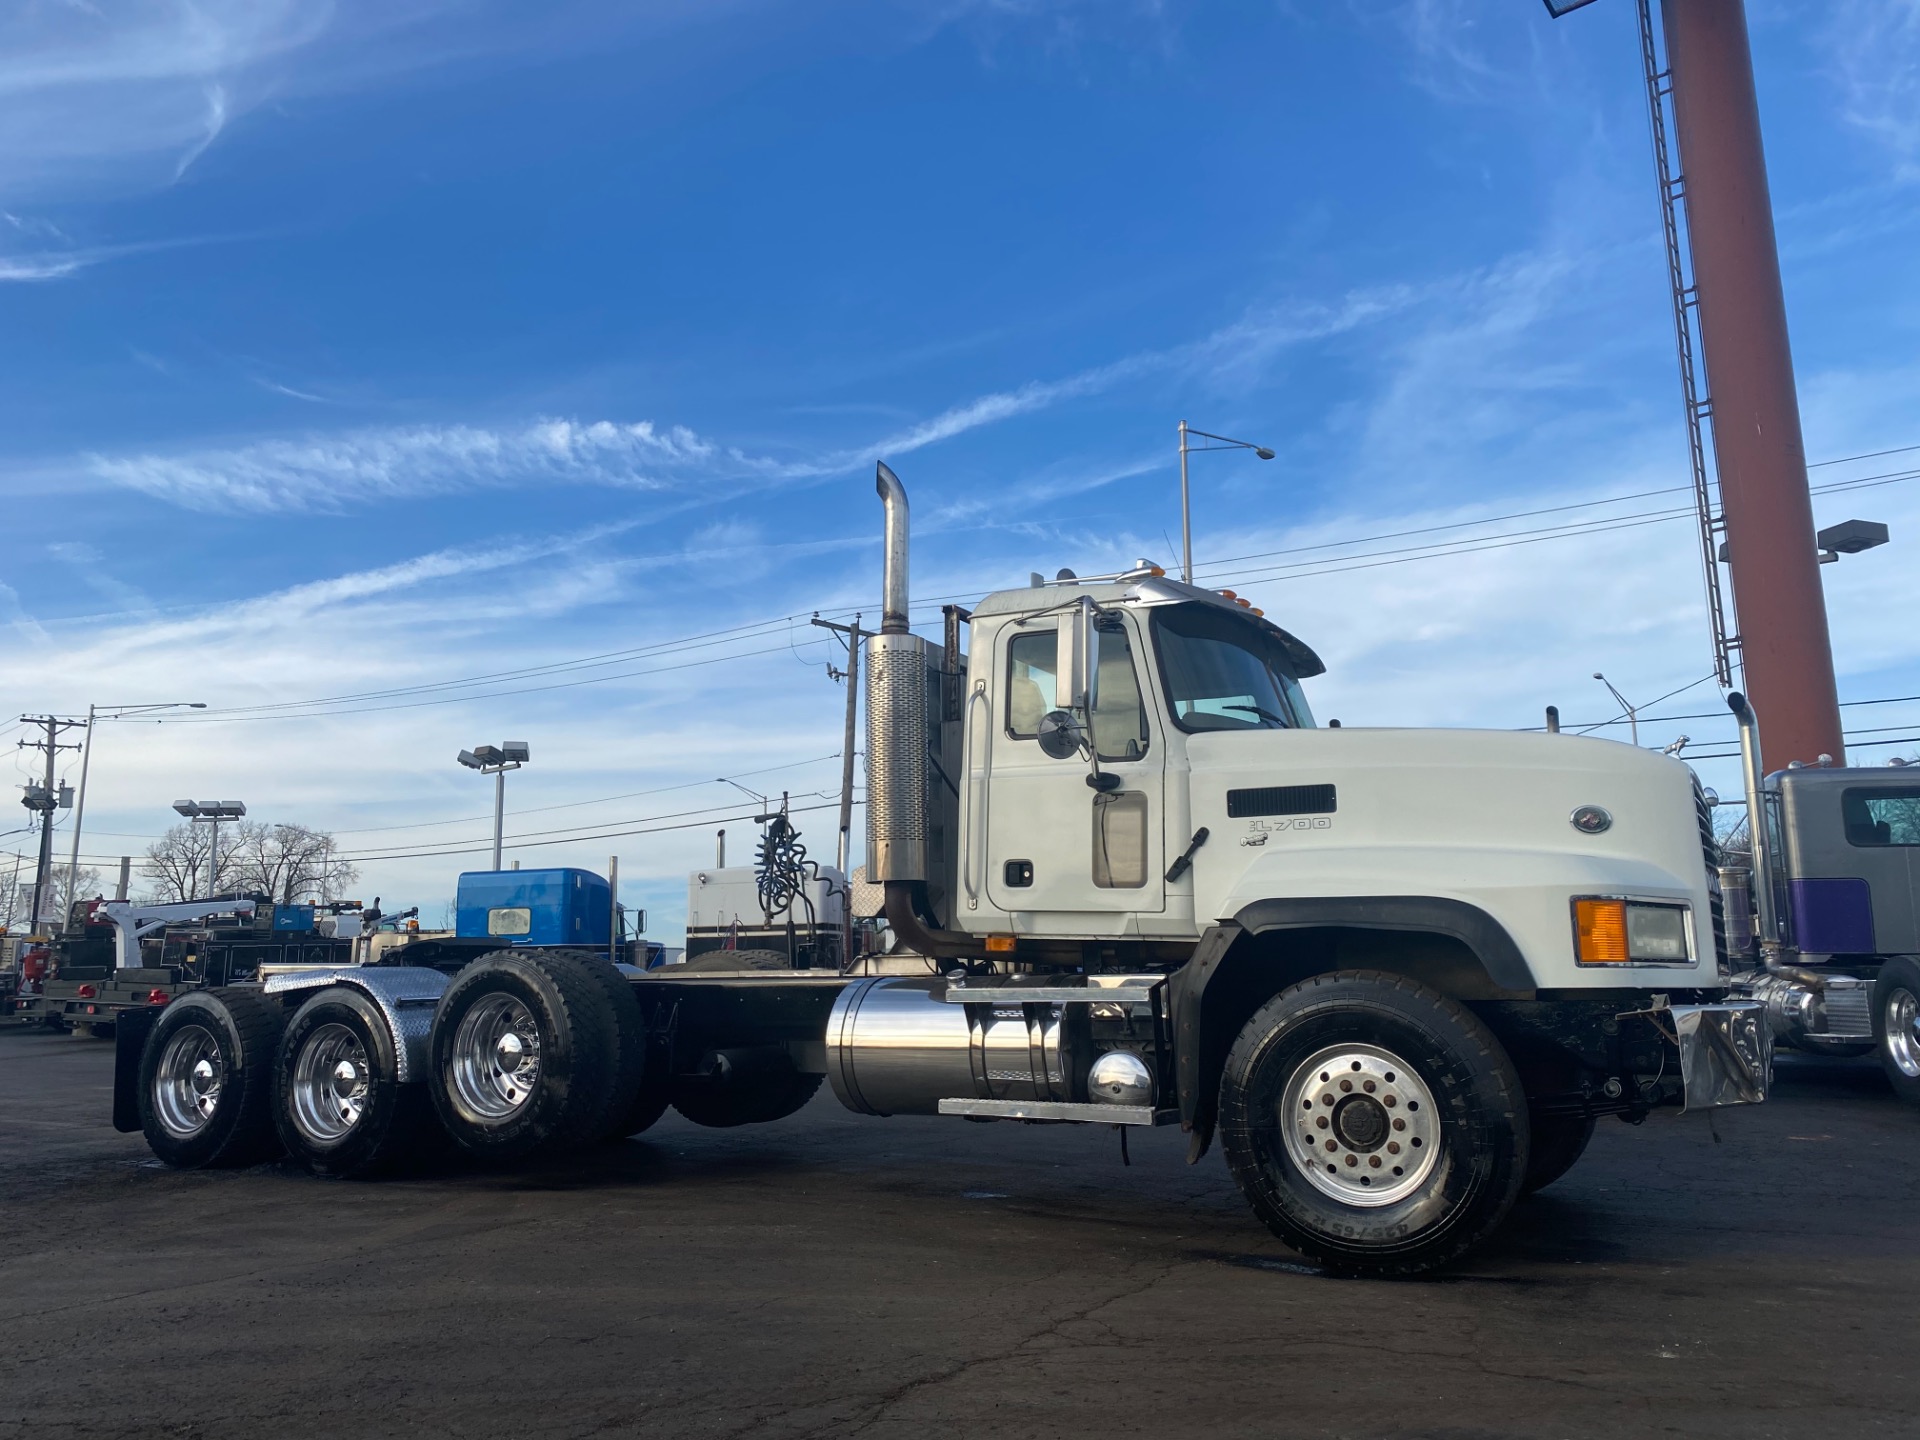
[1037,710,1082,761]
[1053,598,1100,715]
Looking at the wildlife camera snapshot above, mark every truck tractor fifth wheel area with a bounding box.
[115,462,1771,1276]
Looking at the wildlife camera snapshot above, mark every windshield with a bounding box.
[1152,603,1314,732]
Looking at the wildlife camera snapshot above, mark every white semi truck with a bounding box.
[114,462,1767,1275]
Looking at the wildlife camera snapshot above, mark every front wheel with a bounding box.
[1217,971,1527,1277]
[1874,956,1920,1108]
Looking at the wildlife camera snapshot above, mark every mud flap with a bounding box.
[114,1007,159,1133]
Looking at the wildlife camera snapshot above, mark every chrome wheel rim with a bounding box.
[1887,987,1920,1080]
[1280,1043,1441,1208]
[154,1024,223,1139]
[291,1023,370,1143]
[449,994,541,1122]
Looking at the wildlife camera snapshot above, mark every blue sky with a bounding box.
[4,0,1918,930]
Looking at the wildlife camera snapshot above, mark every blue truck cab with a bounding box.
[455,868,612,948]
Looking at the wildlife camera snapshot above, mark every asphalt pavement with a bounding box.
[1,1025,1915,1439]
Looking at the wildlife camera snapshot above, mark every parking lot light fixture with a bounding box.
[459,742,530,869]
[171,798,246,899]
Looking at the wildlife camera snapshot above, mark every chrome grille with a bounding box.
[1694,777,1730,970]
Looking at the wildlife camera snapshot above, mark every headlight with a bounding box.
[1573,898,1691,965]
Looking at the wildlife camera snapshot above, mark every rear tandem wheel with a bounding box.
[427,948,645,1161]
[138,988,286,1169]
[274,987,442,1177]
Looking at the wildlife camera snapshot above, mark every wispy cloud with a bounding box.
[83,283,1423,513]
[1822,0,1920,178]
[0,232,253,283]
[0,1,332,203]
[86,419,714,513]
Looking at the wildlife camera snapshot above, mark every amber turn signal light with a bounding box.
[1573,899,1630,964]
[985,935,1016,953]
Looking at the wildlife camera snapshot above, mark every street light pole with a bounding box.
[1177,421,1277,585]
[1179,420,1192,584]
[1593,673,1640,747]
[493,769,507,869]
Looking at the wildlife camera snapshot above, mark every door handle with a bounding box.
[1165,827,1210,883]
[963,684,990,906]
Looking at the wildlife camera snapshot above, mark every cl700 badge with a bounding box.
[1243,817,1334,845]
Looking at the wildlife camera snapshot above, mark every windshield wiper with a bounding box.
[1223,703,1289,727]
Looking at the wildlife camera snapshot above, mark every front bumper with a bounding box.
[1622,999,1770,1109]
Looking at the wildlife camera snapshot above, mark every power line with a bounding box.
[58,443,1920,731]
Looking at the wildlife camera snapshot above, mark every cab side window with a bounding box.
[1006,632,1056,737]
[1004,622,1149,762]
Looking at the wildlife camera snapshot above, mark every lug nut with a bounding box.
[1363,1080,1376,1093]
[1368,1156,1381,1168]
[1315,1116,1329,1130]
[1339,1079,1353,1093]
[1384,1095,1397,1107]
[1344,1155,1357,1167]
[1388,1141,1400,1155]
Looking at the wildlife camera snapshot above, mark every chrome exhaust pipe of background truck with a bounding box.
[1729,691,1814,984]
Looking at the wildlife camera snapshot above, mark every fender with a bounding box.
[1169,896,1534,1160]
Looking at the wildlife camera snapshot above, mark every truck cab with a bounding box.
[943,571,1720,994]
[1720,760,1920,1104]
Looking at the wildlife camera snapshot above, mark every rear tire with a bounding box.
[544,949,653,1140]
[1873,956,1920,1108]
[1217,971,1527,1277]
[1521,1112,1595,1195]
[274,988,441,1178]
[427,949,622,1162]
[139,988,286,1169]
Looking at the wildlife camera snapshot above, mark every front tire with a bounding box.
[1218,971,1527,1277]
[1874,956,1920,1108]
[275,988,441,1177]
[428,949,623,1162]
[139,988,286,1169]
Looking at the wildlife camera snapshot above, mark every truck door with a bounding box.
[985,611,1166,920]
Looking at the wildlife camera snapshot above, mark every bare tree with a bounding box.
[230,824,358,904]
[42,864,104,926]
[141,822,254,903]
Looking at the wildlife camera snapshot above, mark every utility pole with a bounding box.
[18,716,84,935]
[810,614,864,877]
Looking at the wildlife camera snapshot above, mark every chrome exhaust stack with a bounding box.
[866,462,928,885]
[1727,692,1839,1051]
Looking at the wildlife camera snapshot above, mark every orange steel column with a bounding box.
[1663,0,1843,768]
